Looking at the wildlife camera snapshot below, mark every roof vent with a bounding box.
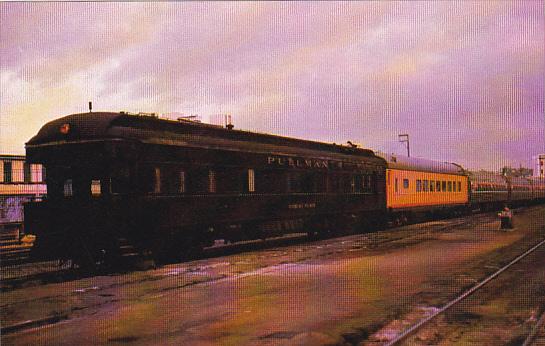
[225,114,234,130]
[138,112,158,118]
[177,114,200,123]
[346,141,359,148]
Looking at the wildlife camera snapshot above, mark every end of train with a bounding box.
[24,112,388,269]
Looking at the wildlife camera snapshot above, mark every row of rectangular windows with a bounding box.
[1,162,46,184]
[472,184,507,192]
[135,167,377,195]
[67,175,534,197]
[132,167,378,195]
[395,178,462,193]
[511,186,531,191]
[62,167,378,197]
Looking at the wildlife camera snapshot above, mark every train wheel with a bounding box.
[70,235,99,272]
[304,217,319,240]
[181,242,204,260]
[316,217,334,239]
[307,230,318,240]
[373,217,387,231]
[245,222,264,241]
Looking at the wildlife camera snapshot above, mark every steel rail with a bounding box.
[0,315,68,335]
[385,237,545,346]
[522,309,545,346]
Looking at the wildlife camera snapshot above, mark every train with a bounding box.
[23,112,545,268]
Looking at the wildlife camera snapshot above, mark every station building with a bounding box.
[534,154,545,178]
[0,155,47,225]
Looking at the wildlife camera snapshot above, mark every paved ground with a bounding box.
[2,205,545,346]
[381,239,545,346]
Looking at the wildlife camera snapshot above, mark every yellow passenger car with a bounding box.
[377,154,469,223]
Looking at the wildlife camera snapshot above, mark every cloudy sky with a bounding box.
[1,1,543,170]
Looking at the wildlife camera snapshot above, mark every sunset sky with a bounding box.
[1,1,543,170]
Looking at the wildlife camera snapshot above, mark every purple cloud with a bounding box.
[1,1,543,171]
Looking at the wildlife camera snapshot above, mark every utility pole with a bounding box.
[398,134,410,157]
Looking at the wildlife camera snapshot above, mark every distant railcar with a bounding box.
[25,112,387,267]
[465,172,545,210]
[508,176,533,203]
[467,170,509,211]
[378,154,469,224]
[529,177,545,201]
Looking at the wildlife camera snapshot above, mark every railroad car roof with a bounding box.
[376,152,465,175]
[26,112,385,163]
[467,170,508,184]
[509,176,532,185]
[528,176,545,186]
[0,154,26,161]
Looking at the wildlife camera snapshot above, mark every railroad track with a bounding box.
[0,218,462,288]
[0,225,34,265]
[0,201,518,269]
[0,213,477,269]
[0,233,310,291]
[1,244,33,265]
[0,211,509,291]
[523,309,545,346]
[384,237,545,346]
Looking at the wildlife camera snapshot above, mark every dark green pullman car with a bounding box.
[25,112,387,267]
